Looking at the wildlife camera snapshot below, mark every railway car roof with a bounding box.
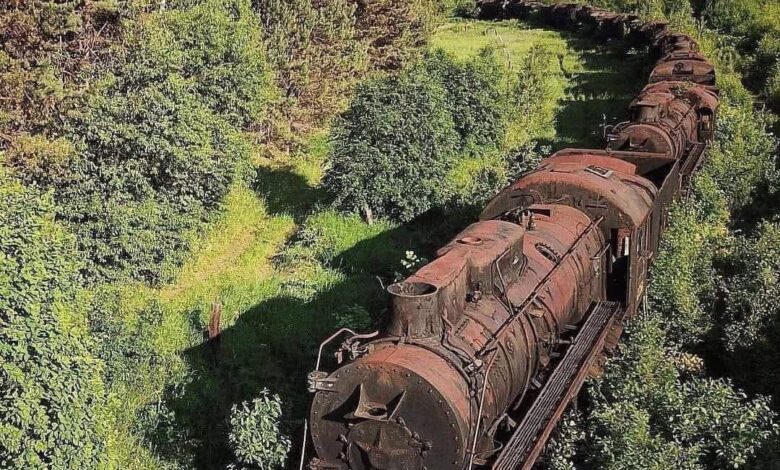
[481,154,657,227]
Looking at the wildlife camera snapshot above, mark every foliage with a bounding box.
[129,0,273,129]
[228,392,290,469]
[702,0,764,40]
[8,0,270,285]
[717,222,780,352]
[0,0,123,139]
[703,103,778,212]
[254,0,364,126]
[587,0,692,20]
[767,62,780,111]
[353,0,442,71]
[0,170,108,468]
[505,45,559,148]
[326,43,559,221]
[712,223,780,418]
[425,47,507,153]
[549,319,778,470]
[58,72,252,284]
[325,64,458,222]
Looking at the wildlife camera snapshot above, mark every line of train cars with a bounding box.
[303,2,719,469]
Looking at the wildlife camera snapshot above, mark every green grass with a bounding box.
[432,19,647,149]
[431,20,575,63]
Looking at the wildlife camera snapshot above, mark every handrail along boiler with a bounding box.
[303,2,720,469]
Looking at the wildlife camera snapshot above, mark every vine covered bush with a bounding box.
[0,170,108,468]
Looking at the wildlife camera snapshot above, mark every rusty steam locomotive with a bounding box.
[303,2,719,469]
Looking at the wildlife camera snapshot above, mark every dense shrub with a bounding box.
[544,319,777,470]
[0,0,123,139]
[254,0,364,126]
[129,0,273,129]
[426,48,506,153]
[767,63,780,111]
[588,0,691,19]
[7,0,269,285]
[353,0,442,71]
[228,393,290,469]
[58,72,252,284]
[325,65,458,222]
[505,45,559,148]
[703,103,777,211]
[0,170,108,468]
[326,43,560,221]
[717,223,780,352]
[702,0,764,40]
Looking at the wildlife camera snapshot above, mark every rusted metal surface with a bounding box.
[306,2,721,468]
[608,81,719,161]
[309,211,607,469]
[650,58,716,86]
[481,153,657,234]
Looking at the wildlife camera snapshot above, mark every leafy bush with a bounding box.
[702,0,764,40]
[353,0,441,71]
[588,0,691,19]
[767,63,780,111]
[228,392,290,469]
[59,72,252,284]
[704,102,777,212]
[505,45,559,148]
[11,0,270,285]
[0,0,123,138]
[129,0,273,129]
[254,0,364,125]
[426,48,506,153]
[325,65,458,222]
[326,47,522,221]
[554,319,778,470]
[0,170,108,468]
[713,223,780,426]
[717,222,780,352]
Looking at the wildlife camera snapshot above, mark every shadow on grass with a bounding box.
[162,184,476,467]
[253,165,328,223]
[542,34,650,150]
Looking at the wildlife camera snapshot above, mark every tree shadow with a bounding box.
[541,34,650,151]
[162,203,474,468]
[253,165,328,223]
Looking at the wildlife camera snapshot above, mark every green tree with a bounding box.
[254,0,364,126]
[425,48,506,153]
[325,66,458,222]
[0,170,108,468]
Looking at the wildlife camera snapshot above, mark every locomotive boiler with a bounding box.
[309,209,605,469]
[304,2,719,469]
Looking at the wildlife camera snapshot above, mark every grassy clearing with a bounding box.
[432,19,646,150]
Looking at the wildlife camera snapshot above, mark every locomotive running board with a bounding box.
[492,301,623,470]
